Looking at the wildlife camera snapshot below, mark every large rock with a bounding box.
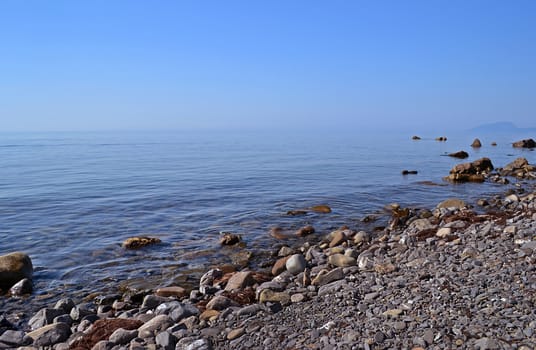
[0,252,33,291]
[445,157,493,183]
[471,138,482,147]
[512,138,536,148]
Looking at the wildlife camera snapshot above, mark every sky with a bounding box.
[0,0,535,132]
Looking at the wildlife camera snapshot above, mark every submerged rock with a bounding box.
[0,252,33,292]
[309,205,331,213]
[296,225,315,237]
[122,236,161,249]
[448,150,469,159]
[437,198,466,209]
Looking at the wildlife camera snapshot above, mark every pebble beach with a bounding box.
[1,143,536,350]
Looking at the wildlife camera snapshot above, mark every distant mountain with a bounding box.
[469,122,536,134]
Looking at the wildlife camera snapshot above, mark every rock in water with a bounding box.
[219,232,241,246]
[437,198,466,209]
[8,278,32,296]
[310,205,331,213]
[401,170,418,175]
[448,150,469,159]
[471,138,482,147]
[122,236,161,249]
[412,135,421,140]
[512,138,536,148]
[0,252,33,291]
[296,225,315,237]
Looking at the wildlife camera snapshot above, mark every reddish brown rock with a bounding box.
[271,256,290,276]
[70,319,143,350]
[296,225,315,237]
[445,157,493,183]
[224,271,254,291]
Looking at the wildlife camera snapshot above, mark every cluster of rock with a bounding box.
[445,157,494,183]
[2,183,536,349]
[446,156,536,184]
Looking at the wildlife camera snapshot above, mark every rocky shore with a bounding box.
[1,151,536,349]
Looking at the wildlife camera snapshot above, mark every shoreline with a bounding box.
[1,157,536,349]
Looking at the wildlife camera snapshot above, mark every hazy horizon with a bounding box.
[1,1,535,133]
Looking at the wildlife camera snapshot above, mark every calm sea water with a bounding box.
[1,129,535,302]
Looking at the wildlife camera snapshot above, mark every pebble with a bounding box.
[226,328,245,340]
[328,254,356,267]
[286,254,307,275]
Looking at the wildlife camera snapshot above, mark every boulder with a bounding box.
[512,138,536,148]
[435,136,447,141]
[412,136,421,140]
[471,138,482,147]
[401,170,418,175]
[448,151,469,159]
[0,252,33,291]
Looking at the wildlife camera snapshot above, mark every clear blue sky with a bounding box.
[1,0,535,132]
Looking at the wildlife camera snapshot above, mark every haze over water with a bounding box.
[1,129,535,300]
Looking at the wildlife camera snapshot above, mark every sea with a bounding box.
[1,129,535,309]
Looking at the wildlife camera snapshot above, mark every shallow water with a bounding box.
[1,129,535,303]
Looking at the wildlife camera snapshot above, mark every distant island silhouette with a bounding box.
[469,122,536,134]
